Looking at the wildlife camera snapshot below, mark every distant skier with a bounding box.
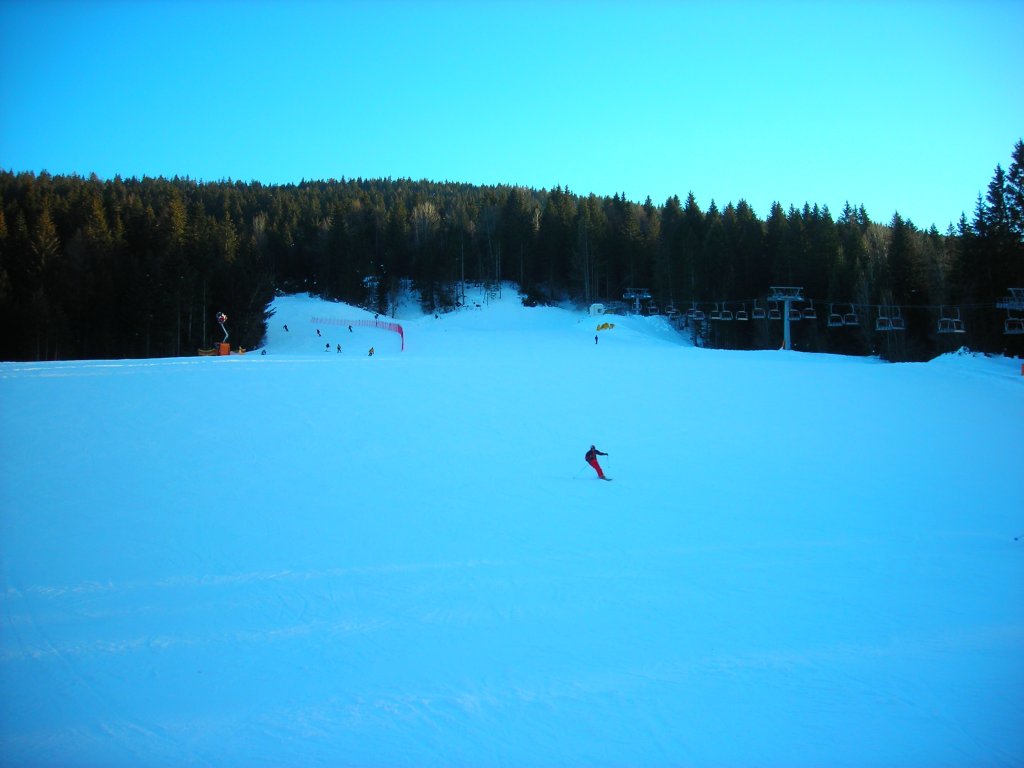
[325,342,330,351]
[317,329,321,337]
[283,324,289,332]
[585,444,608,480]
[336,343,342,353]
[595,334,599,344]
[368,347,375,356]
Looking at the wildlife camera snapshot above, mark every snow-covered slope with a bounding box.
[1,288,1022,766]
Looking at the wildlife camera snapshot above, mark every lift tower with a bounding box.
[768,286,804,350]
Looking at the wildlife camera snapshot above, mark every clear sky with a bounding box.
[1,0,1021,231]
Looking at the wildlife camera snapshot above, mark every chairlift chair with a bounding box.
[788,308,802,321]
[802,301,818,321]
[827,304,844,328]
[890,306,906,331]
[721,305,734,321]
[768,302,782,321]
[938,306,966,334]
[876,307,893,332]
[736,304,749,321]
[843,305,860,326]
[998,290,1024,334]
[710,303,722,321]
[752,301,766,321]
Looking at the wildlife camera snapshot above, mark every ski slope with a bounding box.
[2,288,1022,767]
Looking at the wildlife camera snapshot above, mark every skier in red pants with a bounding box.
[585,444,608,480]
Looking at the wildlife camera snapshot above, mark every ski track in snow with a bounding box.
[2,289,1023,767]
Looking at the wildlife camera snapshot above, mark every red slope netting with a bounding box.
[310,316,405,351]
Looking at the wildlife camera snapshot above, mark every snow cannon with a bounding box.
[216,312,230,355]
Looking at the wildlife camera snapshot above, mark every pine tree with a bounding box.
[1005,140,1024,242]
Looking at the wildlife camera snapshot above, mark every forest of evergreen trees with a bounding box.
[1,140,1022,362]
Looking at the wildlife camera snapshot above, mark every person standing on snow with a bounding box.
[585,444,608,479]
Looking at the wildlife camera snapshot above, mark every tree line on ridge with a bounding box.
[1,140,1021,362]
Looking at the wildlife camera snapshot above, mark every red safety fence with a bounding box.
[310,316,405,351]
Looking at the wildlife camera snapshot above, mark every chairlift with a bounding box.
[876,307,893,332]
[997,288,1024,310]
[687,303,705,322]
[843,305,860,326]
[827,304,844,328]
[752,301,766,321]
[788,308,802,321]
[721,304,734,321]
[1005,317,1024,335]
[768,301,782,321]
[710,302,722,321]
[735,304,749,321]
[890,306,905,331]
[997,290,1023,334]
[802,300,818,321]
[937,306,966,334]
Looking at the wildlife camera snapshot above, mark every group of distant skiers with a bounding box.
[280,323,374,355]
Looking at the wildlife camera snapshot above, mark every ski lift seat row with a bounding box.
[938,307,966,334]
[876,307,905,332]
[709,303,735,321]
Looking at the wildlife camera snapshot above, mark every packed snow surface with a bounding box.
[2,288,1022,766]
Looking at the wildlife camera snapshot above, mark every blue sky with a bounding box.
[1,0,1021,231]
